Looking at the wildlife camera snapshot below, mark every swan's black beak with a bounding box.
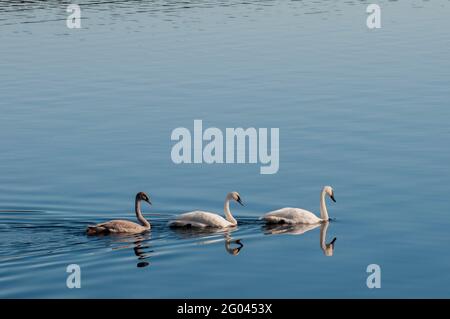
[237,198,244,206]
[146,199,152,205]
[330,194,336,203]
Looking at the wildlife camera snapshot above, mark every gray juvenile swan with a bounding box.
[86,192,152,235]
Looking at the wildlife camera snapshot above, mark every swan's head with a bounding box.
[136,192,152,205]
[324,186,336,203]
[229,192,244,206]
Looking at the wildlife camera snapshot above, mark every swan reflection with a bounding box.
[224,236,244,256]
[107,232,153,267]
[263,221,337,256]
[320,222,336,256]
[170,227,244,256]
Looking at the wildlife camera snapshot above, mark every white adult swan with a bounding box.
[86,192,152,235]
[168,192,243,228]
[261,186,336,224]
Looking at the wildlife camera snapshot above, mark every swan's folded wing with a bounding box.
[262,208,321,224]
[169,211,229,228]
[263,207,300,220]
[93,220,143,233]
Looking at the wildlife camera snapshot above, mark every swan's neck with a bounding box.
[224,199,237,225]
[135,199,150,229]
[320,189,329,221]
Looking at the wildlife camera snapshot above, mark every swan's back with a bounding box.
[262,207,322,225]
[87,220,148,234]
[168,211,233,228]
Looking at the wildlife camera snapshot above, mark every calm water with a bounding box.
[1,0,450,298]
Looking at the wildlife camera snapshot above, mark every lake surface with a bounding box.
[1,0,450,298]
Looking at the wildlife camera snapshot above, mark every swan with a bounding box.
[261,186,336,225]
[86,192,152,235]
[168,192,243,228]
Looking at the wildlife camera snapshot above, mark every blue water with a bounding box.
[1,0,450,298]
